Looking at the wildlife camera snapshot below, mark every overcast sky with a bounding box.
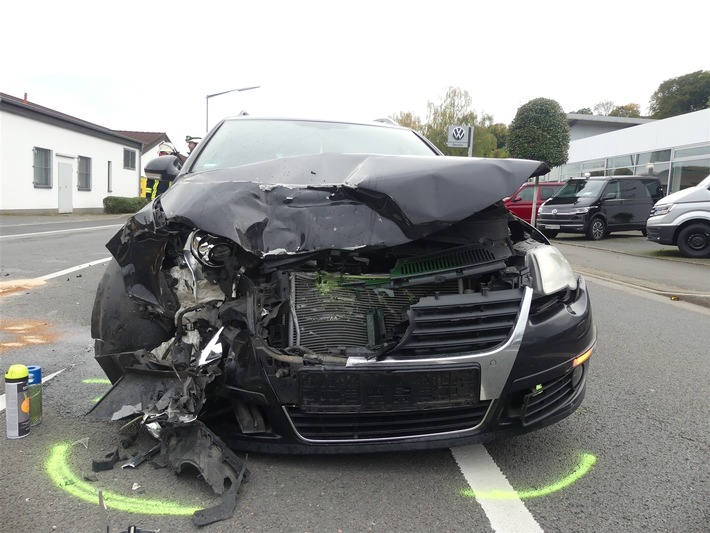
[3,0,708,155]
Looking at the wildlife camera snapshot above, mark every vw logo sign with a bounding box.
[552,209,558,215]
[452,127,466,140]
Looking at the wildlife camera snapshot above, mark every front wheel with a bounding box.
[586,217,606,241]
[677,223,710,258]
[540,229,559,239]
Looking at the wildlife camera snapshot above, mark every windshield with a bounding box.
[554,180,606,198]
[190,119,438,173]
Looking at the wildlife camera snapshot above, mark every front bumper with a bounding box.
[210,279,595,454]
[536,215,589,234]
[646,224,676,245]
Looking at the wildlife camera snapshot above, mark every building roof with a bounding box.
[0,91,142,148]
[567,113,655,128]
[114,131,171,154]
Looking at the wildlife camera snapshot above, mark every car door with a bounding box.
[606,179,649,230]
[506,185,535,222]
[600,180,627,229]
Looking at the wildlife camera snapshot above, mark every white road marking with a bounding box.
[38,257,112,281]
[0,224,122,240]
[451,444,544,533]
[0,368,66,413]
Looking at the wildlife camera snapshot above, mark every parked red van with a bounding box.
[504,182,563,224]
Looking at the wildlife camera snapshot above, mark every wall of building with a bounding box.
[0,111,141,212]
[569,109,710,162]
[569,122,635,142]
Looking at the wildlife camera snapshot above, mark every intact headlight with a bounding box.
[525,246,578,296]
[649,203,676,217]
[568,207,590,214]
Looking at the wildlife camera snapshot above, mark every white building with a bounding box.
[549,109,710,194]
[0,92,144,214]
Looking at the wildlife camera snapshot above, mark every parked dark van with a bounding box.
[536,176,663,240]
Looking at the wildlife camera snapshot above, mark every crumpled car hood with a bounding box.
[110,153,548,256]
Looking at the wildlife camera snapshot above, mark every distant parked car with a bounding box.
[646,173,710,258]
[504,182,563,226]
[537,176,663,240]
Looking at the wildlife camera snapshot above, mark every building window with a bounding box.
[636,149,671,165]
[670,157,710,193]
[673,145,710,159]
[123,148,136,170]
[607,155,635,169]
[107,161,113,192]
[78,156,92,190]
[581,160,605,171]
[33,147,53,187]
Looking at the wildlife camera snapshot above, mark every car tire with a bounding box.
[91,259,175,382]
[641,228,647,237]
[586,217,606,240]
[540,229,559,239]
[677,223,710,258]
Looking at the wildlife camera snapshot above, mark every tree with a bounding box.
[593,100,615,116]
[422,87,477,156]
[571,108,592,115]
[391,87,509,157]
[389,111,423,132]
[649,70,710,119]
[489,123,509,150]
[609,103,642,118]
[508,98,569,168]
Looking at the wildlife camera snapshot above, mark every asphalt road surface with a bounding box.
[1,215,708,532]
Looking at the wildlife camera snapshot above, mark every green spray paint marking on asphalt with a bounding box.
[82,378,112,385]
[461,453,597,500]
[45,443,201,515]
[82,378,111,403]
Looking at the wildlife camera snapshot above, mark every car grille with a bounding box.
[398,288,523,355]
[285,401,492,441]
[537,214,579,223]
[521,370,574,426]
[292,273,523,356]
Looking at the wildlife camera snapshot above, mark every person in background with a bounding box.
[145,142,181,200]
[185,135,201,155]
[157,141,178,157]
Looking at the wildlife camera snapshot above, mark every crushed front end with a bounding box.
[91,154,595,453]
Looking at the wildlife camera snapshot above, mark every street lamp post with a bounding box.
[205,85,260,132]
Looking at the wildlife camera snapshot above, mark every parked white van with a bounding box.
[646,174,710,258]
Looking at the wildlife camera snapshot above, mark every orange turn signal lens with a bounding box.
[573,346,593,367]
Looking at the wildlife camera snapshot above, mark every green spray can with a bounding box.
[27,365,42,426]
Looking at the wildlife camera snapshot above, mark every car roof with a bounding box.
[221,115,413,131]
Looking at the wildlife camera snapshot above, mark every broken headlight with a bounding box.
[525,246,577,296]
[190,230,234,267]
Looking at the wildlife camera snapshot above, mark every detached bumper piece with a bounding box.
[162,422,250,527]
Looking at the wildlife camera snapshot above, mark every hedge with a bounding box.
[103,196,149,214]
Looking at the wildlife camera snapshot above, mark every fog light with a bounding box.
[572,365,584,389]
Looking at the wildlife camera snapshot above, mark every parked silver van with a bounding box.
[646,174,710,258]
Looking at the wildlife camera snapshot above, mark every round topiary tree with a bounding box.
[508,98,570,168]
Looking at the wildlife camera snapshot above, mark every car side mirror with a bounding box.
[145,155,182,182]
[603,192,617,200]
[512,195,523,202]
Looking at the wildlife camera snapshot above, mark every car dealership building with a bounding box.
[547,109,710,194]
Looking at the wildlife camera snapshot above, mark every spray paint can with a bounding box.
[5,364,30,439]
[27,365,42,426]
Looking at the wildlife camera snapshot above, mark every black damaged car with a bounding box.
[91,117,595,454]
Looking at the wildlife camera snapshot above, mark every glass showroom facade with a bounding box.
[548,142,710,194]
